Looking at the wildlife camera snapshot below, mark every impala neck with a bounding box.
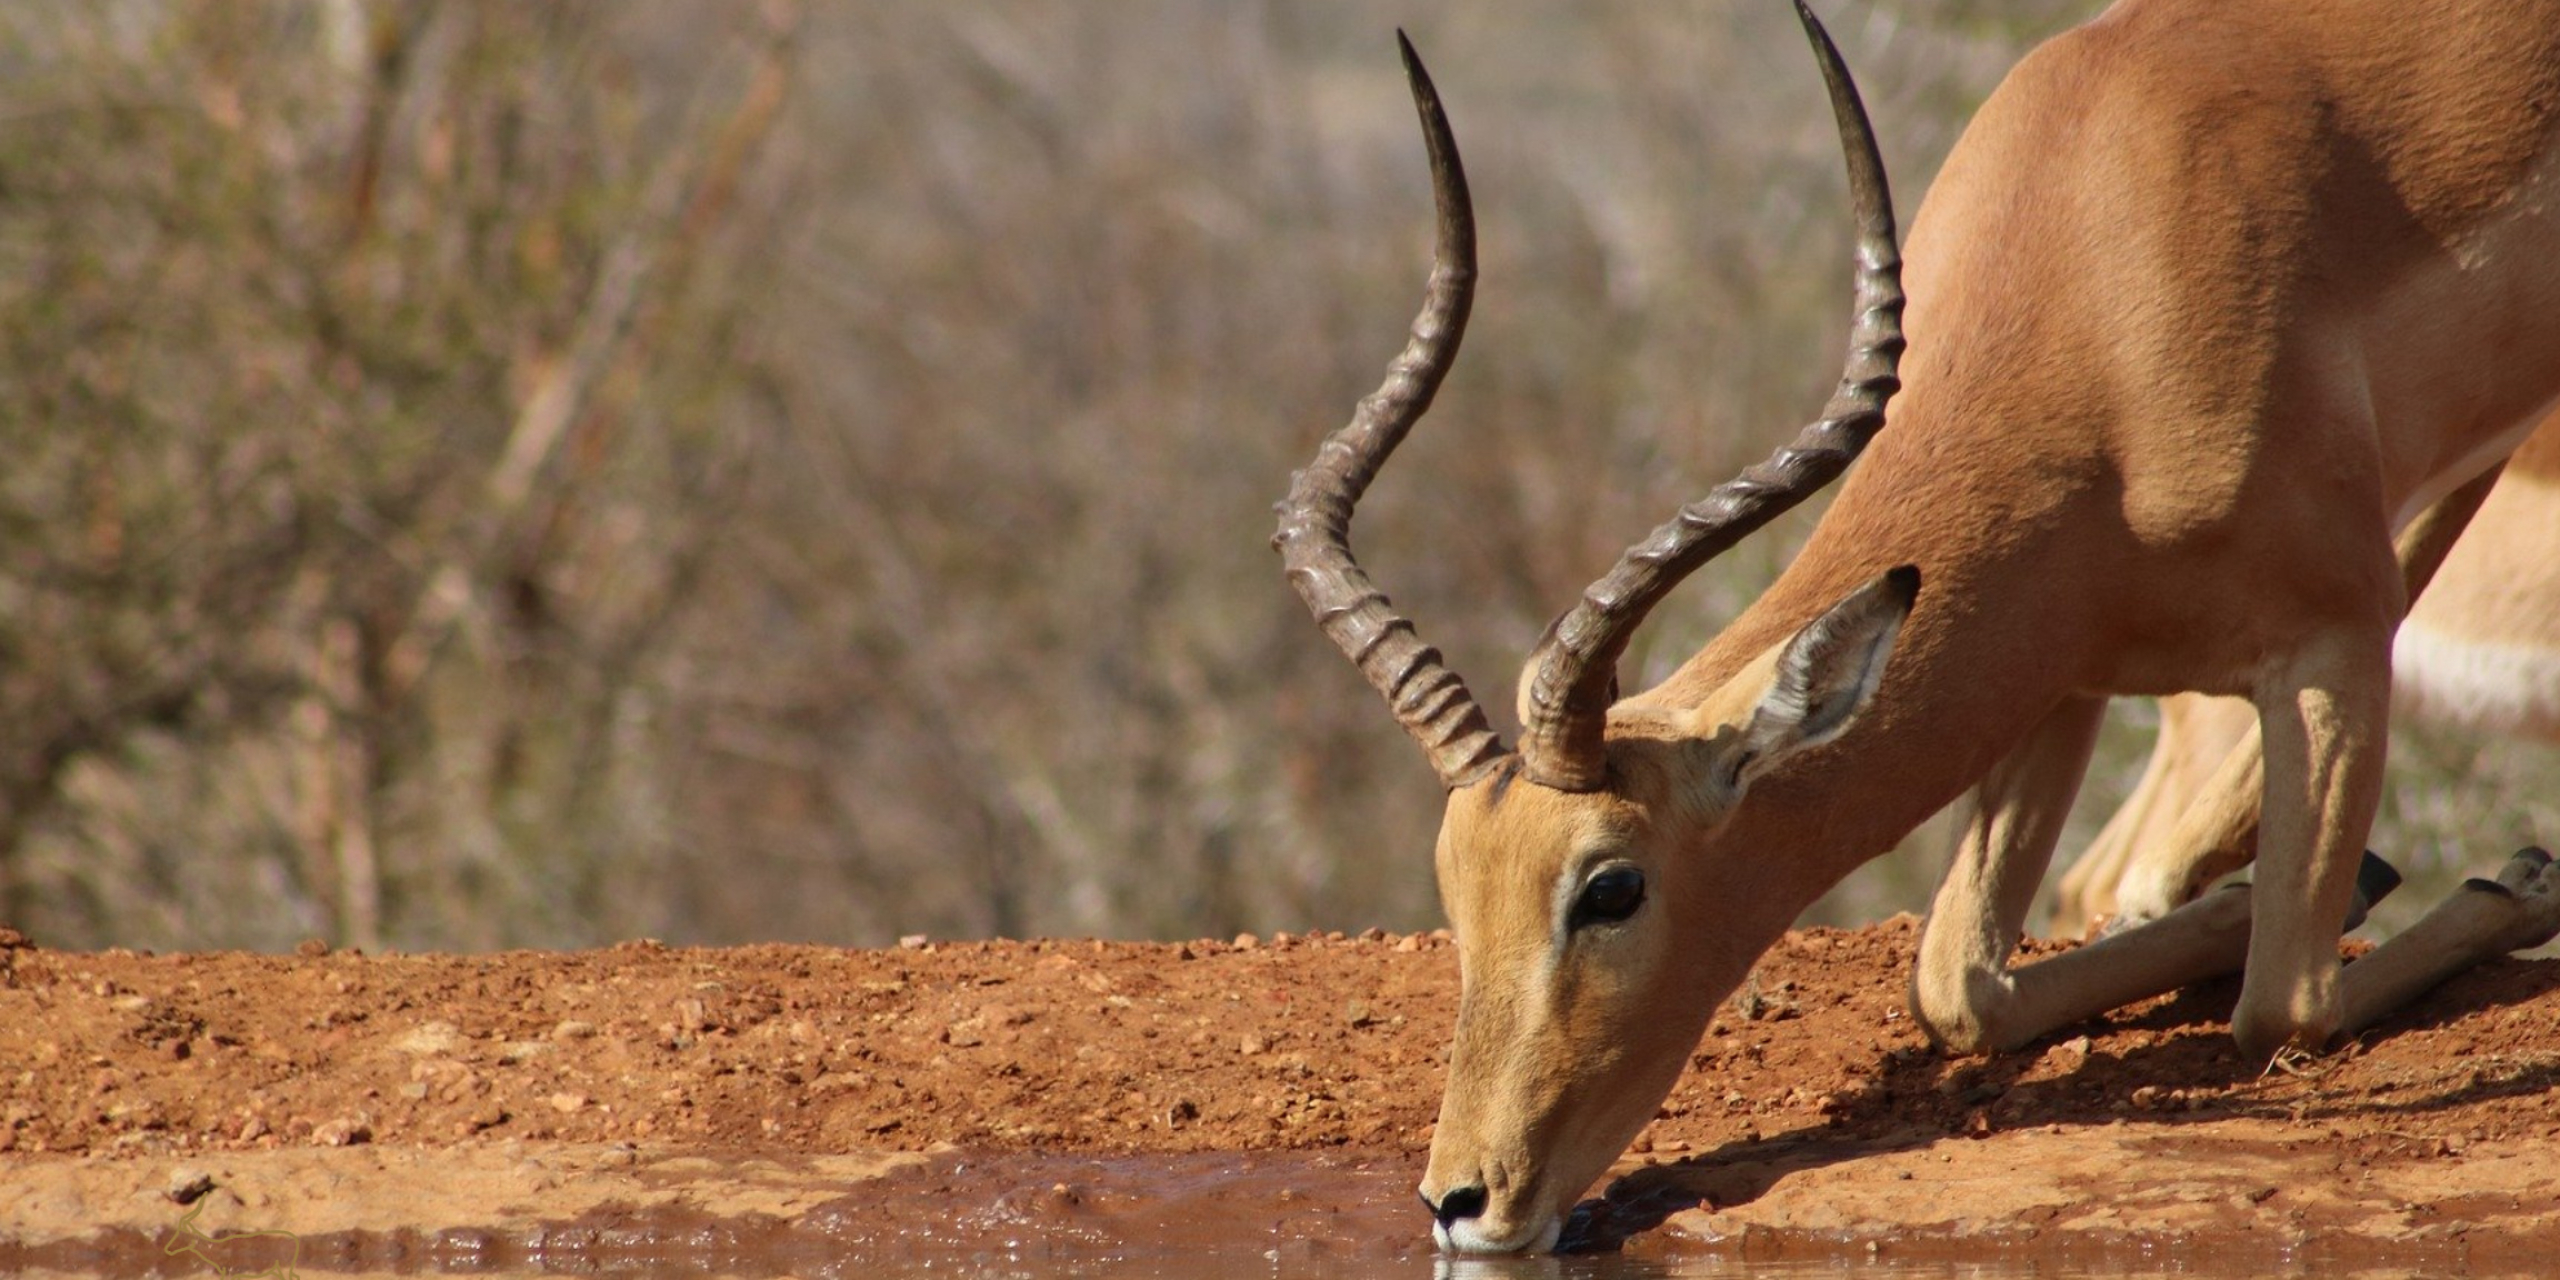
[1639,406,2105,942]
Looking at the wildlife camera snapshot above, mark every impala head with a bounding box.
[1273,4,1908,1255]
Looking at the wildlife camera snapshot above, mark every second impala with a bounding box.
[1275,0,2560,1256]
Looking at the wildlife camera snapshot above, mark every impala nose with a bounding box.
[1423,1183,1488,1227]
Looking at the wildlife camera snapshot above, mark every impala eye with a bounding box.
[1570,865,1647,929]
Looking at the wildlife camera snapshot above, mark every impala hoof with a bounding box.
[2342,850,2403,932]
[2475,847,2560,954]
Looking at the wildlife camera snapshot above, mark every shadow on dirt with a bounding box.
[1563,954,2560,1253]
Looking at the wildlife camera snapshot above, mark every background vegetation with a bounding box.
[3,2,2552,953]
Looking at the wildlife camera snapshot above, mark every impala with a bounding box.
[2059,416,2560,935]
[1275,0,2560,1255]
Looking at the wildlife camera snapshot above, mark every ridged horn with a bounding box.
[1516,0,1906,791]
[1273,32,1507,790]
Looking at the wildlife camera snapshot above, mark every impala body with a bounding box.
[1279,0,2560,1255]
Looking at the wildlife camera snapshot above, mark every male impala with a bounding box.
[2058,416,2560,934]
[1276,0,2560,1255]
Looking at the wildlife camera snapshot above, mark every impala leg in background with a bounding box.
[2106,717,2264,931]
[2053,693,2251,935]
[1909,697,2105,1053]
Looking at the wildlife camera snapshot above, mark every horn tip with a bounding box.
[1792,0,1826,41]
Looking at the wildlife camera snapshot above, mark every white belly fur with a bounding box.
[2393,620,2560,743]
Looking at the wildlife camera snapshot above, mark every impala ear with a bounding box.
[1704,565,1920,794]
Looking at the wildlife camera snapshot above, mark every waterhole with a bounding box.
[6,1147,2541,1279]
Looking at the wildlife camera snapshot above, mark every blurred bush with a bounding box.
[2,3,2545,952]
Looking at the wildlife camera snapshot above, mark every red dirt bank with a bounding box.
[4,918,2560,1270]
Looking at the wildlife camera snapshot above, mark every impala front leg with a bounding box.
[2235,626,2394,1061]
[1910,697,2105,1053]
[2337,847,2560,1037]
[1915,682,2396,1056]
[2072,467,2501,936]
[1916,695,2257,1053]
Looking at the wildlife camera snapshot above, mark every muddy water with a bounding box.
[7,1149,2543,1279]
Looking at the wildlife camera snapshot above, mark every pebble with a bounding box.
[165,1168,215,1204]
[311,1117,372,1147]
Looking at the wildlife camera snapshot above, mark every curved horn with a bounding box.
[1273,32,1507,790]
[1515,0,1906,791]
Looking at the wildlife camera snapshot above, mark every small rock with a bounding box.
[312,1117,372,1147]
[390,1021,464,1056]
[674,998,708,1034]
[550,1020,598,1041]
[498,1040,552,1064]
[897,934,930,950]
[1233,933,1260,951]
[547,1092,589,1114]
[1239,1032,1267,1055]
[165,1169,216,1205]
[1393,934,1423,953]
[295,938,331,957]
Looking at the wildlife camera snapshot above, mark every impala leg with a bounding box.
[2050,701,2183,934]
[2072,467,2502,938]
[2338,847,2560,1037]
[2070,694,2260,934]
[1915,694,2302,1052]
[1911,696,2105,1053]
[2232,626,2394,1061]
[2105,716,2262,928]
[1988,848,2401,1051]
